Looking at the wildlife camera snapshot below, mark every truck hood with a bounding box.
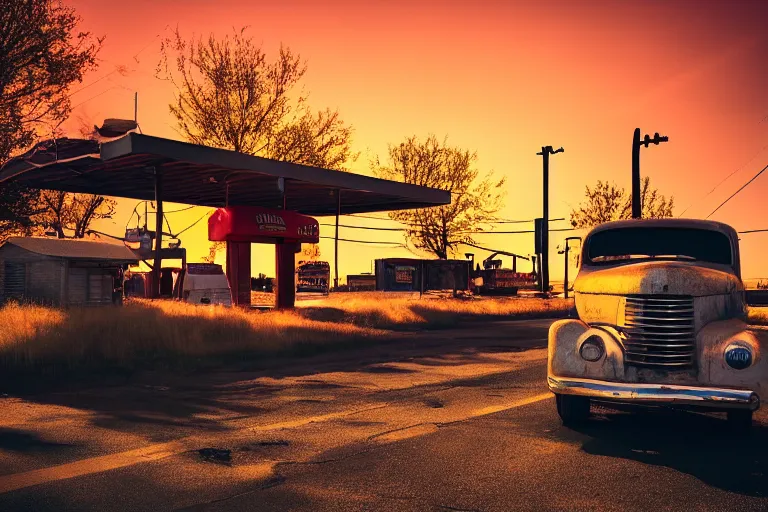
[574,261,742,297]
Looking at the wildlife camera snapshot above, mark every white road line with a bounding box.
[0,393,552,494]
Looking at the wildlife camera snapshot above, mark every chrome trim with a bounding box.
[624,295,696,367]
[548,376,760,410]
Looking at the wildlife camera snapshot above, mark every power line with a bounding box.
[490,217,565,224]
[343,213,566,225]
[319,223,405,231]
[706,162,768,219]
[319,236,401,246]
[679,143,768,217]
[739,229,768,234]
[458,227,575,235]
[343,213,396,221]
[164,205,199,214]
[173,211,210,237]
[69,86,122,111]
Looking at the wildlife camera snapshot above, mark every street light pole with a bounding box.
[632,128,669,218]
[536,145,564,294]
[560,236,581,299]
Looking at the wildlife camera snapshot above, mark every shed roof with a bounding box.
[1,237,139,262]
[0,134,452,216]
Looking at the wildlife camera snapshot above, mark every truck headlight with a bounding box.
[580,335,605,362]
[724,343,753,370]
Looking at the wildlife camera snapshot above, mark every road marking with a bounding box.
[0,394,552,494]
[0,440,186,494]
[0,405,387,495]
[470,392,553,417]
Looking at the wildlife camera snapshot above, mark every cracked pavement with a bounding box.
[1,319,768,511]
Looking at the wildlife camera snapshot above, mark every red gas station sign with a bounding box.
[208,206,320,244]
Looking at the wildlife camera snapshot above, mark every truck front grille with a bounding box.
[624,296,695,368]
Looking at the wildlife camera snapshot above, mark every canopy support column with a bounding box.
[276,242,298,309]
[226,242,251,307]
[151,167,163,298]
[334,189,340,290]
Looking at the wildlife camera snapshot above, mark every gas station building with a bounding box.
[0,134,450,308]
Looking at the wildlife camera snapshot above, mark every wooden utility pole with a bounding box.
[632,128,668,218]
[536,146,564,294]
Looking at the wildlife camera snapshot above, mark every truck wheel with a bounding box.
[726,410,753,433]
[555,394,590,425]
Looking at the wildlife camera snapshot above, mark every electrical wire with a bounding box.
[679,143,768,217]
[319,223,406,231]
[163,205,198,213]
[461,241,531,258]
[173,211,211,237]
[457,227,575,235]
[344,213,566,225]
[489,217,566,224]
[319,236,401,246]
[706,163,768,219]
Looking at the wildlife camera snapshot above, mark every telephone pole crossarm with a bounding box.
[537,145,564,295]
[632,128,669,218]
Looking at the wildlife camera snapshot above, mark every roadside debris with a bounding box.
[197,448,231,464]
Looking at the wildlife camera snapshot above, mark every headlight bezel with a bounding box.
[579,334,605,362]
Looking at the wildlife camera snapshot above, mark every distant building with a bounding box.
[0,237,138,307]
[375,258,470,292]
[346,274,376,291]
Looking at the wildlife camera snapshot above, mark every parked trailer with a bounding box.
[296,261,330,294]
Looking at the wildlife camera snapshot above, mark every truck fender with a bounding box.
[698,318,768,399]
[548,319,625,380]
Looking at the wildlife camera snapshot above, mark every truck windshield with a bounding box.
[586,227,732,266]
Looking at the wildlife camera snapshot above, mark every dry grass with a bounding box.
[747,307,768,325]
[0,300,382,376]
[0,293,572,383]
[296,292,573,330]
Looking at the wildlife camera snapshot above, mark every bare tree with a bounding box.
[203,240,226,264]
[34,191,116,239]
[570,177,674,229]
[158,27,355,169]
[373,135,505,259]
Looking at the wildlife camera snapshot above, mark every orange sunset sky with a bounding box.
[59,0,768,282]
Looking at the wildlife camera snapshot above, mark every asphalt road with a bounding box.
[0,319,767,511]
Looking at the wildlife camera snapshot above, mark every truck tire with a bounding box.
[555,394,590,425]
[726,410,753,433]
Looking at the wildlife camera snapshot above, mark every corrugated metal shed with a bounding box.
[0,238,138,307]
[2,237,138,262]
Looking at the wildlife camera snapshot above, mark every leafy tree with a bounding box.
[0,0,101,161]
[570,177,674,229]
[158,27,355,169]
[0,0,101,239]
[372,135,505,259]
[0,184,45,242]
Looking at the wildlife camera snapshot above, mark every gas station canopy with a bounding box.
[0,133,451,215]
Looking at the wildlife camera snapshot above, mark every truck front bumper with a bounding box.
[548,376,760,411]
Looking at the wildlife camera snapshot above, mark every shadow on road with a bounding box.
[0,428,75,452]
[566,407,768,496]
